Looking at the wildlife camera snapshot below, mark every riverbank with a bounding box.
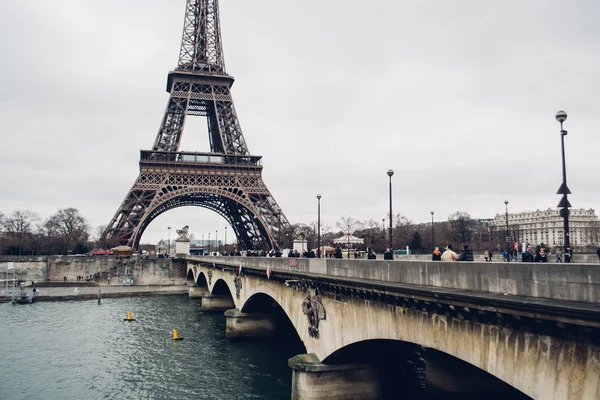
[1,284,189,302]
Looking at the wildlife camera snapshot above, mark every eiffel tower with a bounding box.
[104,0,289,250]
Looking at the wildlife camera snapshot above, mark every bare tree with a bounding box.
[94,224,108,249]
[586,220,600,251]
[447,211,475,245]
[44,208,89,254]
[336,216,362,234]
[391,213,413,249]
[0,210,39,255]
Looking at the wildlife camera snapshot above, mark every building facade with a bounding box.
[491,208,600,251]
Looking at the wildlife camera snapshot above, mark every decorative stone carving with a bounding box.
[301,293,326,339]
[207,270,212,285]
[234,276,242,299]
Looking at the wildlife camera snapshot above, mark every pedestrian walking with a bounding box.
[555,249,562,263]
[596,247,600,262]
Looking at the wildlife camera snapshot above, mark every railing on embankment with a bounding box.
[184,255,600,304]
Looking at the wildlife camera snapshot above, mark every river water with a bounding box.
[0,295,529,400]
[0,296,301,400]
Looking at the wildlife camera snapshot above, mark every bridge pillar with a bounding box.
[289,354,381,400]
[224,309,276,338]
[188,286,208,299]
[200,293,235,312]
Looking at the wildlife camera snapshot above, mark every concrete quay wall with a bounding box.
[190,256,600,303]
[0,256,186,286]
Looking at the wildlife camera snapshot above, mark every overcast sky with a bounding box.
[1,0,599,245]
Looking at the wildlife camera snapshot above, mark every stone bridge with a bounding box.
[184,256,600,400]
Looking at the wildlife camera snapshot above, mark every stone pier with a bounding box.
[224,309,276,338]
[200,293,235,312]
[289,354,381,400]
[188,286,208,299]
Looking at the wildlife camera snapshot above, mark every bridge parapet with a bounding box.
[185,256,600,304]
[185,256,600,399]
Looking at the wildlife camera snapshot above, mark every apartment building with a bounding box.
[490,208,599,250]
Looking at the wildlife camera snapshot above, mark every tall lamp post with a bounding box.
[167,226,171,256]
[430,211,435,251]
[202,234,204,254]
[224,227,227,253]
[387,169,394,250]
[215,230,218,254]
[347,224,350,259]
[208,232,211,254]
[382,218,385,250]
[556,110,572,262]
[317,194,322,258]
[504,201,510,258]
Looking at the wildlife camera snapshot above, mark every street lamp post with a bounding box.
[216,230,218,254]
[382,218,385,251]
[317,194,322,258]
[224,227,227,253]
[208,232,211,254]
[504,200,510,259]
[430,211,435,251]
[556,110,572,262]
[347,224,350,259]
[387,169,394,250]
[167,226,171,256]
[202,234,204,254]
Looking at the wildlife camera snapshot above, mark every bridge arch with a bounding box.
[132,188,276,250]
[322,339,532,399]
[211,277,234,298]
[240,292,306,349]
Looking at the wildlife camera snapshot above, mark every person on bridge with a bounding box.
[441,245,459,261]
[555,249,562,262]
[535,247,548,262]
[522,245,534,262]
[384,248,393,260]
[458,245,474,261]
[596,247,600,261]
[334,246,343,259]
[431,247,441,261]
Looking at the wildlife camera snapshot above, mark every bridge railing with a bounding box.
[140,150,262,166]
[184,255,600,304]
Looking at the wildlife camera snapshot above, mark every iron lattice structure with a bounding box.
[104,0,289,250]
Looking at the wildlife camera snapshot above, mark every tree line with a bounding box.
[278,211,503,254]
[0,208,91,255]
[0,207,509,256]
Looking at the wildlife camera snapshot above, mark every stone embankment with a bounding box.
[1,282,188,302]
[0,256,188,301]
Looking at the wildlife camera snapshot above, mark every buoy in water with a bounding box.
[123,311,136,321]
[171,329,183,340]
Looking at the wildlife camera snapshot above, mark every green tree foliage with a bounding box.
[410,231,422,252]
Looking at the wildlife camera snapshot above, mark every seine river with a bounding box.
[0,295,528,400]
[0,296,301,400]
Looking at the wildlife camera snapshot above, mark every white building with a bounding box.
[491,208,599,250]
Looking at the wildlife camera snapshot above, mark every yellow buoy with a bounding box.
[123,311,136,321]
[171,329,183,340]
